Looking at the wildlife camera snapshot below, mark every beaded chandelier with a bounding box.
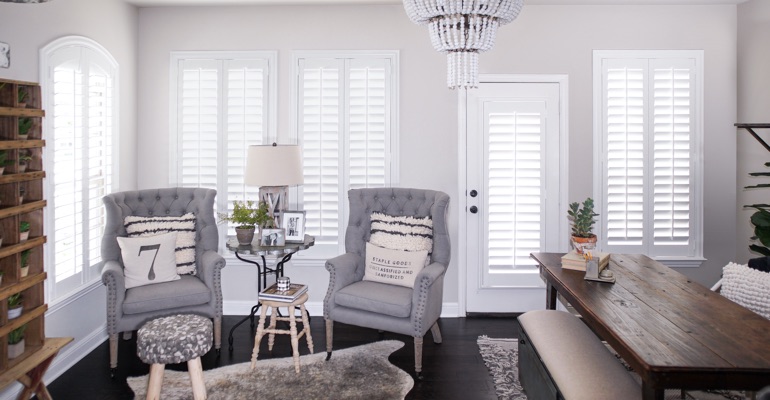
[403,0,524,89]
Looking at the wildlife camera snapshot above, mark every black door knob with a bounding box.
[470,206,478,214]
[470,190,478,197]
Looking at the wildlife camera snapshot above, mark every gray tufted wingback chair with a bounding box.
[100,188,225,376]
[324,187,450,378]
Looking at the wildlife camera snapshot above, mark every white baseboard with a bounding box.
[225,300,461,318]
[0,325,108,400]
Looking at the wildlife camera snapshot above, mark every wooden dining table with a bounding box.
[530,252,770,400]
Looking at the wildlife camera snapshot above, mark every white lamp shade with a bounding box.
[245,144,304,187]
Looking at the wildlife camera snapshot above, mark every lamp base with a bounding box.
[259,186,289,226]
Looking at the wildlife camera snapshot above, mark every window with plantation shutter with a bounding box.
[170,52,276,240]
[594,50,703,263]
[42,37,118,301]
[294,52,398,258]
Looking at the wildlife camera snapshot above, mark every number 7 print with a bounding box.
[138,244,161,280]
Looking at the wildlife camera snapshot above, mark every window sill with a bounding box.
[653,256,706,268]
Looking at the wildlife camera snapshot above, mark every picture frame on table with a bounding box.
[260,228,285,247]
[280,210,306,243]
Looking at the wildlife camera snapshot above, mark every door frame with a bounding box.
[457,74,570,316]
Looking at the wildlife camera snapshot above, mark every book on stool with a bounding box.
[259,282,308,302]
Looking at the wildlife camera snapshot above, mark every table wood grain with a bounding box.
[531,252,770,400]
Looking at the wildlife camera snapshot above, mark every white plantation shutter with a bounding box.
[486,103,545,273]
[596,51,701,259]
[172,53,274,238]
[43,38,118,301]
[296,53,397,257]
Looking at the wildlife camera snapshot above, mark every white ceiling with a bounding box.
[124,0,747,7]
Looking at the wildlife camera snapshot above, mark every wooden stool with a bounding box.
[251,293,314,373]
[137,314,212,400]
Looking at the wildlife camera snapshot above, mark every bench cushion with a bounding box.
[518,310,641,400]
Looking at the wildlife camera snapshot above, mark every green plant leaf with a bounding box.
[750,244,770,256]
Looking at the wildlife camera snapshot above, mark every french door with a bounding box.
[464,77,566,313]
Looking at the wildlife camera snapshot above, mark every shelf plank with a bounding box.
[0,201,47,220]
[0,305,47,338]
[0,237,47,260]
[0,79,39,87]
[0,172,46,185]
[0,273,46,300]
[0,337,72,390]
[0,141,45,150]
[0,108,44,118]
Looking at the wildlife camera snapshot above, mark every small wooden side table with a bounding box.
[250,293,313,373]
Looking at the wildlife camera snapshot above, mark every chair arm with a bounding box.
[325,253,364,291]
[101,260,126,331]
[411,262,447,333]
[198,250,226,317]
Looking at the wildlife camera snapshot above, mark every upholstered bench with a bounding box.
[137,314,212,400]
[517,310,641,400]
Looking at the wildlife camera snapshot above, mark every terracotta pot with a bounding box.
[571,235,597,254]
[235,227,255,246]
[7,339,24,359]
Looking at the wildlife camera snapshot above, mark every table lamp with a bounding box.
[245,143,304,226]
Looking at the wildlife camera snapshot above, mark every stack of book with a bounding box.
[258,282,308,302]
[561,250,609,271]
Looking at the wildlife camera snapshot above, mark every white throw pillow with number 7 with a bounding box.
[118,232,180,289]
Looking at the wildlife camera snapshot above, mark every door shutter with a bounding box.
[178,59,219,190]
[347,59,389,189]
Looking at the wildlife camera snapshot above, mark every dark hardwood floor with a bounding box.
[42,315,518,399]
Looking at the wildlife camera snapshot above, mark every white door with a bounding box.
[465,79,565,313]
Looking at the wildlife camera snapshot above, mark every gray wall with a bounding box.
[136,3,738,314]
[0,0,138,397]
[737,0,770,264]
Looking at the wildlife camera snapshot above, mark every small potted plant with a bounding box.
[19,221,30,242]
[568,197,599,254]
[18,186,24,204]
[17,87,28,108]
[7,292,22,320]
[220,200,261,245]
[0,150,9,175]
[17,150,32,172]
[20,249,30,277]
[18,118,32,140]
[7,324,27,359]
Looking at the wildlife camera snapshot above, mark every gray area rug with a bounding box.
[128,340,413,400]
[477,336,746,400]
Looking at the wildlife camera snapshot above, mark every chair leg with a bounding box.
[325,319,333,361]
[414,337,424,379]
[213,316,222,351]
[430,322,442,344]
[109,333,118,376]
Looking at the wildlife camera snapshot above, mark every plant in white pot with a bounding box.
[17,149,32,172]
[568,197,599,254]
[17,118,32,141]
[7,324,27,359]
[17,87,28,108]
[19,221,30,242]
[0,150,9,175]
[19,249,30,277]
[7,292,22,320]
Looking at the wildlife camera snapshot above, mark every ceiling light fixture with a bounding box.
[403,0,524,89]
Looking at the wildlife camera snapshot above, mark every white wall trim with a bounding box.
[47,280,102,312]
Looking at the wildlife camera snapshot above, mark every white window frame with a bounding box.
[290,50,400,262]
[40,35,120,303]
[168,51,277,253]
[592,50,705,268]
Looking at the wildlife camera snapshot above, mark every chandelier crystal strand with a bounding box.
[403,0,524,89]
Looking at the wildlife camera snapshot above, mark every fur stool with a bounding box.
[137,314,212,400]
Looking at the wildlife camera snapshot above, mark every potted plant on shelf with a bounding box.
[18,186,24,204]
[18,118,32,140]
[568,197,599,254]
[7,292,22,320]
[7,324,27,359]
[220,200,260,245]
[17,87,28,108]
[19,221,30,242]
[20,249,30,277]
[17,150,32,172]
[0,150,9,175]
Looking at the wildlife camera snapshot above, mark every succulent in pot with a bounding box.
[19,221,30,242]
[568,197,599,254]
[7,292,22,320]
[7,324,27,359]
